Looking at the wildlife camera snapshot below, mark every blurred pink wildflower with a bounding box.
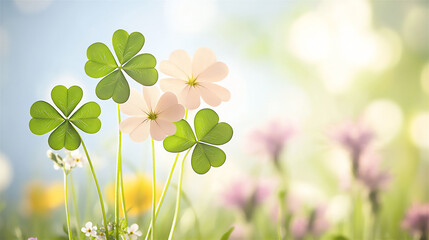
[402,203,429,239]
[332,121,375,177]
[291,217,308,240]
[221,177,273,221]
[291,206,330,240]
[248,120,294,168]
[358,152,391,213]
[358,153,390,192]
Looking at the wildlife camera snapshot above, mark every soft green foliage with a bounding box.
[85,29,158,104]
[220,227,234,240]
[163,108,233,174]
[29,85,101,150]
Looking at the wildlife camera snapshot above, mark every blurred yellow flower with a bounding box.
[107,174,162,216]
[24,181,64,215]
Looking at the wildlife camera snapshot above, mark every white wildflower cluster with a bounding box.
[46,149,84,172]
[81,222,142,240]
[122,223,143,240]
[81,222,106,240]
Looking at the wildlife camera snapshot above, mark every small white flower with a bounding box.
[95,231,106,240]
[71,150,84,168]
[107,222,114,232]
[53,161,62,170]
[63,155,76,171]
[123,224,142,240]
[46,150,54,159]
[81,222,97,237]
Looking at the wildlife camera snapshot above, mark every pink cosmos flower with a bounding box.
[402,203,429,238]
[159,48,230,110]
[119,86,185,142]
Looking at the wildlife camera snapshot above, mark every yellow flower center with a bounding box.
[147,112,157,120]
[186,76,198,87]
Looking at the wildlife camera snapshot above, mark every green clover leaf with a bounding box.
[163,108,233,174]
[85,29,158,104]
[29,85,101,150]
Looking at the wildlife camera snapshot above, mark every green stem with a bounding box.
[63,171,72,240]
[144,152,181,240]
[145,109,188,240]
[151,138,156,240]
[115,104,125,239]
[168,148,192,240]
[70,173,82,239]
[80,137,108,235]
[120,162,128,223]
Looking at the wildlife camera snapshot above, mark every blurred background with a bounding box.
[0,0,428,239]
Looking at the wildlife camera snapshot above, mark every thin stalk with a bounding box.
[120,162,127,222]
[168,148,192,240]
[145,109,188,240]
[79,137,108,235]
[115,104,125,239]
[151,138,156,240]
[144,152,181,240]
[63,171,72,240]
[69,173,82,239]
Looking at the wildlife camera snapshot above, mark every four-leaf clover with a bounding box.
[29,85,101,150]
[85,29,158,104]
[163,108,233,174]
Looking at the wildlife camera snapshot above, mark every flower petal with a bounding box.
[159,50,191,79]
[192,47,217,76]
[159,78,187,94]
[197,62,229,82]
[130,224,139,232]
[197,85,222,107]
[199,82,231,101]
[155,92,178,113]
[150,119,176,141]
[129,120,150,142]
[120,117,147,134]
[179,86,201,110]
[142,86,160,111]
[120,89,147,116]
[156,92,185,122]
[158,104,185,122]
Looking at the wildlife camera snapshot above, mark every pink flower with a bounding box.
[28,238,37,240]
[221,177,272,221]
[402,204,429,238]
[310,206,330,237]
[290,206,330,239]
[119,86,185,141]
[332,121,374,176]
[248,120,294,167]
[291,217,308,240]
[358,153,390,192]
[159,48,230,110]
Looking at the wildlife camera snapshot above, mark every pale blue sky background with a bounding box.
[0,0,295,201]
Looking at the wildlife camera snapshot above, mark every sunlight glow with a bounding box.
[364,99,403,147]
